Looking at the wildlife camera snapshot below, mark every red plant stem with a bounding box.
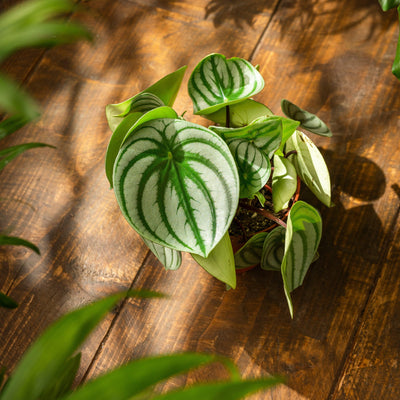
[226,105,230,128]
[239,203,287,229]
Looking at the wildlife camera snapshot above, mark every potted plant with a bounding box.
[105,54,332,317]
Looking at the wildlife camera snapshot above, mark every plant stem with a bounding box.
[239,203,287,229]
[226,105,230,128]
[284,150,297,158]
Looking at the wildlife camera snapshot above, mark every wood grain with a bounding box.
[1,0,400,399]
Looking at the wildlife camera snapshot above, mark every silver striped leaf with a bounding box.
[260,226,285,271]
[118,92,165,117]
[192,231,236,288]
[204,99,273,127]
[113,118,240,258]
[272,155,297,212]
[210,116,282,159]
[188,53,264,115]
[105,106,178,187]
[281,201,322,318]
[286,130,332,207]
[281,99,332,137]
[226,138,271,198]
[106,65,187,132]
[234,232,268,270]
[141,236,182,271]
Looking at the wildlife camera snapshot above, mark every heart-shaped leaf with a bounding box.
[192,231,236,288]
[142,236,182,271]
[188,54,264,115]
[113,118,239,258]
[204,99,273,127]
[272,155,297,212]
[106,66,187,132]
[286,130,331,207]
[234,232,268,270]
[105,107,178,187]
[281,99,332,137]
[225,138,271,198]
[281,201,322,317]
[260,226,285,271]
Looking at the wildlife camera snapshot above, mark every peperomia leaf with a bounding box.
[286,130,331,207]
[142,236,182,271]
[272,155,297,212]
[234,232,268,270]
[113,118,239,258]
[0,235,40,254]
[204,99,273,127]
[0,291,18,309]
[117,92,165,117]
[225,138,271,198]
[188,53,264,115]
[260,226,286,271]
[105,107,178,187]
[281,99,332,137]
[192,231,236,288]
[378,0,400,11]
[281,201,322,318]
[106,66,187,132]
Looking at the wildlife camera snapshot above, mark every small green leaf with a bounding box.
[188,54,264,115]
[0,142,54,171]
[0,235,40,254]
[281,99,332,137]
[272,155,297,212]
[0,291,162,400]
[142,236,182,271]
[378,0,400,11]
[234,232,268,270]
[192,231,236,288]
[392,6,400,79]
[281,201,322,318]
[204,99,273,127]
[0,291,18,309]
[105,107,178,187]
[260,226,285,271]
[0,114,39,140]
[150,377,284,400]
[59,354,218,400]
[117,92,165,117]
[106,66,187,132]
[286,130,331,207]
[39,353,81,400]
[114,119,239,258]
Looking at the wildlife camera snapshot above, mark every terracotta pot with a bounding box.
[232,176,301,273]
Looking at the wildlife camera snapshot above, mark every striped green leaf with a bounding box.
[234,232,268,270]
[281,99,332,137]
[286,130,331,207]
[225,138,271,198]
[192,231,236,288]
[281,201,322,317]
[260,226,285,271]
[188,53,264,115]
[105,107,178,187]
[272,155,297,212]
[106,66,187,132]
[113,118,239,258]
[204,99,273,127]
[142,236,182,271]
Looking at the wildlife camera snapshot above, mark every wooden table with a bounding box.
[1,1,400,398]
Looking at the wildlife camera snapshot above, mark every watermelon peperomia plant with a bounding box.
[105,54,332,317]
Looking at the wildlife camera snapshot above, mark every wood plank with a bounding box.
[80,1,400,399]
[0,0,278,384]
